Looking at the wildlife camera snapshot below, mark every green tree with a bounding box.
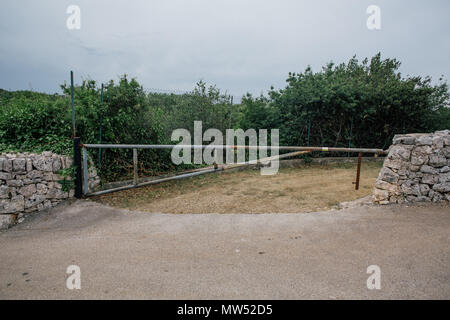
[241,53,449,150]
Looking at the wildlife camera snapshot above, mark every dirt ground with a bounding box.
[93,162,382,213]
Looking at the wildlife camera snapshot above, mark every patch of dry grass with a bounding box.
[92,162,382,214]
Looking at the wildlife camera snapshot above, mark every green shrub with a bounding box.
[0,76,235,182]
[240,53,449,151]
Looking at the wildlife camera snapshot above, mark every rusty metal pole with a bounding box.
[213,149,218,170]
[354,152,362,190]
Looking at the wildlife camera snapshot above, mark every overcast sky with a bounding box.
[0,0,449,99]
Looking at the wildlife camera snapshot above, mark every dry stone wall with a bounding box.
[0,151,100,229]
[374,130,450,204]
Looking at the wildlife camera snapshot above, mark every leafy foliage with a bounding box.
[148,80,234,136]
[0,89,72,154]
[240,53,449,150]
[0,77,234,182]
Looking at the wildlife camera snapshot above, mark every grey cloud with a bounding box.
[0,0,449,97]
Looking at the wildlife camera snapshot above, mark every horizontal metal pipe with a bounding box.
[87,167,222,197]
[82,144,386,154]
[221,150,310,170]
[181,150,310,172]
[86,150,309,197]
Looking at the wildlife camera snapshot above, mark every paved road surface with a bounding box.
[0,200,449,299]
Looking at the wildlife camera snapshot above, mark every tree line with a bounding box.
[1,53,448,181]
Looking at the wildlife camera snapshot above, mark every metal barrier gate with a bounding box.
[72,139,386,198]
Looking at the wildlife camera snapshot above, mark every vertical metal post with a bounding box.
[133,148,138,186]
[98,84,104,166]
[71,71,76,137]
[228,96,233,128]
[213,148,218,170]
[73,137,82,199]
[355,152,362,190]
[82,147,89,195]
[307,117,311,146]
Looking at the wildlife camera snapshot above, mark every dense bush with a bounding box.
[148,80,234,137]
[0,89,72,154]
[0,77,234,182]
[240,54,450,150]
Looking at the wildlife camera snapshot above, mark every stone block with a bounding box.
[443,147,450,158]
[24,194,45,209]
[52,159,62,173]
[3,159,12,172]
[373,188,389,202]
[26,159,33,172]
[401,182,421,196]
[432,183,450,193]
[429,154,447,167]
[411,156,428,166]
[420,165,439,175]
[393,135,416,145]
[421,174,439,185]
[432,192,444,202]
[27,170,43,180]
[18,184,36,198]
[7,180,23,187]
[32,157,53,171]
[0,214,14,230]
[439,172,450,183]
[375,180,400,194]
[432,136,444,149]
[444,136,450,146]
[0,195,24,213]
[52,174,64,181]
[416,135,433,146]
[36,183,48,195]
[415,196,431,202]
[0,185,9,199]
[43,200,52,209]
[388,145,412,161]
[412,145,432,155]
[378,167,399,184]
[46,188,68,199]
[419,184,430,196]
[0,172,11,180]
[13,158,26,172]
[41,172,52,181]
[11,195,24,212]
[441,166,450,173]
[384,159,403,170]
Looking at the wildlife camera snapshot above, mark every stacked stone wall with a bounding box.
[0,151,100,229]
[374,130,450,204]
